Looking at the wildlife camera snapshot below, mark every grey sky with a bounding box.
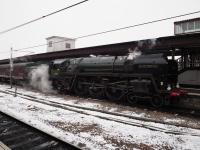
[0,0,200,59]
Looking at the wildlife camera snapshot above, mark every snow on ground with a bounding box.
[0,84,200,149]
[1,84,199,128]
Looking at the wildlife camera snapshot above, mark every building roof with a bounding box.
[46,36,75,41]
[174,17,200,24]
[0,33,200,65]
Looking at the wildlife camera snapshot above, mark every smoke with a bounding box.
[148,38,157,49]
[137,38,157,50]
[127,47,142,60]
[137,41,145,48]
[29,64,53,93]
[90,54,96,57]
[127,38,157,60]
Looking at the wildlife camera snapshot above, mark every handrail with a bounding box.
[177,56,200,71]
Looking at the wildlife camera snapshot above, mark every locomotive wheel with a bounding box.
[126,93,138,105]
[151,95,164,108]
[89,86,104,99]
[74,79,89,96]
[53,81,64,93]
[56,82,65,94]
[52,80,58,90]
[105,86,124,101]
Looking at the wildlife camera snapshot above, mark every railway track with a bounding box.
[2,84,200,118]
[6,89,200,121]
[1,89,200,137]
[0,112,80,150]
[124,100,200,118]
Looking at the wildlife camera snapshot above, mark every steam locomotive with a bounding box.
[49,53,186,107]
[0,53,186,107]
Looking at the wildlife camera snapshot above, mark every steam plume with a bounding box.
[29,64,53,93]
[127,47,142,60]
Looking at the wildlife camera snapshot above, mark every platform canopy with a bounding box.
[0,33,200,64]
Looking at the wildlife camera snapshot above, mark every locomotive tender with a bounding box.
[0,53,186,107]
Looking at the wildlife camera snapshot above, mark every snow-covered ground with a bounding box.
[0,84,200,150]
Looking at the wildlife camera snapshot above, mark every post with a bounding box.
[14,86,17,97]
[172,49,175,60]
[10,47,13,88]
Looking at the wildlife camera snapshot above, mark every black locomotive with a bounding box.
[49,53,185,107]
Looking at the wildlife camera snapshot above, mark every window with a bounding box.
[182,22,187,32]
[48,41,52,47]
[175,24,182,34]
[175,19,200,34]
[188,21,195,30]
[65,43,71,48]
[195,20,200,29]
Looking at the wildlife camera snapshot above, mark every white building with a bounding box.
[174,17,200,35]
[46,36,75,52]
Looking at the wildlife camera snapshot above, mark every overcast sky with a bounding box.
[0,0,200,59]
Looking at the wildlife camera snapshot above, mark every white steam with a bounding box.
[137,38,157,50]
[148,38,157,49]
[29,64,53,93]
[127,48,142,60]
[126,38,157,60]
